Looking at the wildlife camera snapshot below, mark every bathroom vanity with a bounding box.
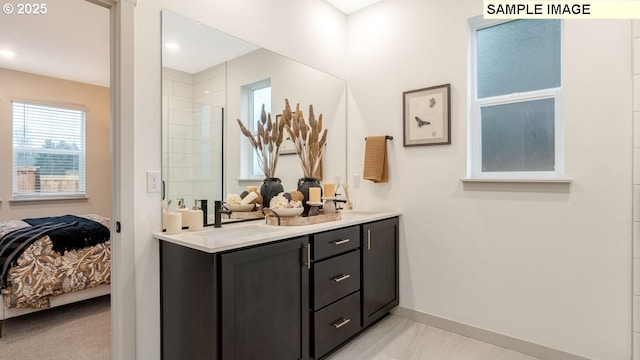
[155,211,400,360]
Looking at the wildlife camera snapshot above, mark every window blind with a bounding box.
[12,101,86,197]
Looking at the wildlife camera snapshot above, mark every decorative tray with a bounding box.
[223,211,264,220]
[264,211,341,226]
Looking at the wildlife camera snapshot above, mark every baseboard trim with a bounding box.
[391,307,591,360]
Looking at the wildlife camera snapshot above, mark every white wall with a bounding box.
[134,1,347,359]
[346,1,632,359]
[135,1,632,359]
[225,48,347,193]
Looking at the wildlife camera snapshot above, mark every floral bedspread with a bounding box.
[0,214,110,309]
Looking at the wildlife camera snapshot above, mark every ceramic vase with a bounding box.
[261,177,284,209]
[297,177,322,216]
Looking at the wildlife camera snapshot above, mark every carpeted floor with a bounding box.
[0,295,111,360]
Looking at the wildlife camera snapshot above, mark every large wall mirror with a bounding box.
[162,10,347,222]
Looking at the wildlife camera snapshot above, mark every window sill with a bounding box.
[460,178,572,192]
[10,195,89,204]
[237,178,265,185]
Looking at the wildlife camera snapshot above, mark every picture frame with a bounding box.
[402,83,451,147]
[275,114,297,155]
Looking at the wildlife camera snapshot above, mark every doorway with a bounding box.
[0,1,135,359]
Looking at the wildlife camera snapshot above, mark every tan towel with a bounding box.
[363,136,389,183]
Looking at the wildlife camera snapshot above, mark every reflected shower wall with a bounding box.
[162,66,224,210]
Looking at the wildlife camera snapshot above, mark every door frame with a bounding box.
[87,0,137,359]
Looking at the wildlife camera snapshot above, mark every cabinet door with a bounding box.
[161,241,219,360]
[220,236,310,360]
[362,217,399,327]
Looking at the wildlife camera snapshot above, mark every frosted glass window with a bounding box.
[477,20,560,99]
[469,16,562,178]
[481,98,555,172]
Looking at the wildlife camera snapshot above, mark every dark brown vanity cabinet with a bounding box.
[161,237,310,360]
[160,241,220,360]
[159,216,399,360]
[220,236,310,360]
[362,217,400,327]
[311,226,362,359]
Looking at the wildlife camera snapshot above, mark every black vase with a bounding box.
[261,177,284,209]
[297,177,322,216]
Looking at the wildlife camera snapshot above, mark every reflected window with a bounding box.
[241,79,271,178]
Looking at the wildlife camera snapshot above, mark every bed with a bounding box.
[0,214,111,337]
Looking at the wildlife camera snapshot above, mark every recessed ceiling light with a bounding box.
[165,42,179,50]
[0,49,15,58]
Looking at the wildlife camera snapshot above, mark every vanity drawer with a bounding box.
[313,250,360,310]
[313,226,360,261]
[313,291,361,359]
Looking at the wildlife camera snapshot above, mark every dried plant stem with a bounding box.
[282,99,328,179]
[237,104,284,178]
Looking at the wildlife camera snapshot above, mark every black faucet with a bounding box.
[197,199,208,227]
[213,201,232,228]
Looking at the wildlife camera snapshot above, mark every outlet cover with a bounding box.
[147,171,161,193]
[352,174,360,188]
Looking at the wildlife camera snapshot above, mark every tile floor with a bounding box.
[326,315,541,360]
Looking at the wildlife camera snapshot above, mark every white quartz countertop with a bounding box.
[153,210,401,253]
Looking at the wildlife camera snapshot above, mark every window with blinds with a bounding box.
[12,101,86,198]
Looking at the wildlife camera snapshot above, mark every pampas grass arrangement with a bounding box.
[281,99,327,178]
[237,104,285,178]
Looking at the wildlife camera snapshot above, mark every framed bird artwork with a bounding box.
[402,83,451,146]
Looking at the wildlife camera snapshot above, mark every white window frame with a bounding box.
[468,16,564,180]
[11,100,87,198]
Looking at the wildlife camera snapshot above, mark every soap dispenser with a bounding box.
[176,198,189,228]
[188,200,204,231]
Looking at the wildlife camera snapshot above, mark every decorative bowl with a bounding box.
[270,207,304,217]
[225,203,255,212]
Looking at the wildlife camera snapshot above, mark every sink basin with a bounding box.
[194,225,282,242]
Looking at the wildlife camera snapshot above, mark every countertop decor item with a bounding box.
[237,104,285,178]
[281,99,327,179]
[269,207,304,217]
[264,210,340,226]
[260,177,283,209]
[225,204,255,212]
[297,177,322,216]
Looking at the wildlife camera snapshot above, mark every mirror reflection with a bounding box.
[162,10,347,225]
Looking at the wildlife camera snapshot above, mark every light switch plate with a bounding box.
[147,171,161,193]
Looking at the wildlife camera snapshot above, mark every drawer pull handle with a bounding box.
[332,318,351,329]
[332,239,350,245]
[332,274,351,282]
